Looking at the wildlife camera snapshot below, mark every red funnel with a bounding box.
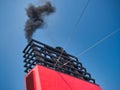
[25,65,102,90]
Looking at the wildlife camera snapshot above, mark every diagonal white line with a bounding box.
[77,28,120,56]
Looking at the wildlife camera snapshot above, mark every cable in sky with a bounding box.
[77,28,120,56]
[54,0,91,68]
[65,0,91,48]
[75,0,90,26]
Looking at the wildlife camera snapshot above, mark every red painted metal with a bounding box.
[25,65,102,90]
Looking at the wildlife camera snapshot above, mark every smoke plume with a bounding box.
[24,1,55,42]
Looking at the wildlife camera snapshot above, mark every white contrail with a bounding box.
[77,28,120,56]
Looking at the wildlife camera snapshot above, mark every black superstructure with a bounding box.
[23,39,96,84]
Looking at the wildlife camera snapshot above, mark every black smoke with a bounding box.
[24,1,55,42]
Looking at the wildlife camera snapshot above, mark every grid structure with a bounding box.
[23,39,96,84]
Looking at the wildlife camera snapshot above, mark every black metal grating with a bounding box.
[23,39,96,84]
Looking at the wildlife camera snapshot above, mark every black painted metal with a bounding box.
[23,39,96,84]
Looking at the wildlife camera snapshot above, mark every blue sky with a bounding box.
[0,0,120,90]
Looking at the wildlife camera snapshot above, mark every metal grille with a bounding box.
[23,39,96,84]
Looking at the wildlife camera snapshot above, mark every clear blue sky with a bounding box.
[0,0,120,90]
